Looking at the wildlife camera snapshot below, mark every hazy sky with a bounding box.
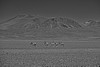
[0,0,100,23]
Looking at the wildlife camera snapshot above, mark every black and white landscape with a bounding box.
[0,0,100,66]
[0,15,100,66]
[0,14,100,41]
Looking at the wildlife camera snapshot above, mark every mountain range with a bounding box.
[0,14,100,41]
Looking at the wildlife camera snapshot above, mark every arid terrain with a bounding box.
[0,14,100,41]
[0,49,100,67]
[0,15,100,67]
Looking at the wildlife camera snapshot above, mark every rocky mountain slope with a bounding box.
[83,20,100,27]
[0,14,100,40]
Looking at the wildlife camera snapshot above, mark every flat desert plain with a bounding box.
[0,49,100,67]
[0,39,100,49]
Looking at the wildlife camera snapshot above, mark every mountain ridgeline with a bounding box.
[0,14,100,40]
[0,15,82,29]
[83,20,100,27]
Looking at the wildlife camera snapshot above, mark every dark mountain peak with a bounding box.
[0,15,82,34]
[41,17,82,29]
[57,17,82,28]
[0,15,82,31]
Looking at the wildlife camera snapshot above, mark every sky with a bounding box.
[0,0,100,23]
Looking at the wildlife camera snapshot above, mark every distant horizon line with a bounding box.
[0,14,100,23]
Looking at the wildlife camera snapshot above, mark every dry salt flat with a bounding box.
[0,39,100,49]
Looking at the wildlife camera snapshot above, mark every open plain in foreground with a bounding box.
[0,49,100,67]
